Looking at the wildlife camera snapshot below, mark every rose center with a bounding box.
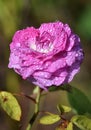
[30,31,54,53]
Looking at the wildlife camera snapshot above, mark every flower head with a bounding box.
[8,21,84,89]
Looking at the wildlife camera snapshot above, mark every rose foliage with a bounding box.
[8,21,84,89]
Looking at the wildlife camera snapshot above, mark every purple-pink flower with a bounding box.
[8,21,84,89]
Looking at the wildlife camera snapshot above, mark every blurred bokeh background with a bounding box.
[0,0,91,130]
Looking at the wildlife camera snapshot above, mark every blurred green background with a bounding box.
[0,0,91,130]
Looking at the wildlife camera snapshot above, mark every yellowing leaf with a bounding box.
[57,104,71,114]
[66,122,73,130]
[40,114,60,125]
[0,91,21,121]
[26,124,31,130]
[55,122,73,130]
[71,115,91,130]
[55,126,61,130]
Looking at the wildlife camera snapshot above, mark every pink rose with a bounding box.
[8,21,84,89]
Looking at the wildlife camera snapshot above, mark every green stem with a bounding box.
[29,86,42,129]
[34,88,40,114]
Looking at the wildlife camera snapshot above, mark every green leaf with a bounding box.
[0,91,21,121]
[48,86,60,92]
[67,87,91,114]
[66,122,73,130]
[39,113,60,125]
[71,115,91,130]
[57,104,71,114]
[26,124,31,130]
[48,84,71,92]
